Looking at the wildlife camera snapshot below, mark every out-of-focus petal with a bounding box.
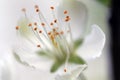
[77,25,105,60]
[57,0,88,39]
[0,60,11,80]
[0,52,15,80]
[78,0,109,35]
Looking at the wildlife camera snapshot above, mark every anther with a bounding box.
[28,23,32,27]
[53,28,56,32]
[48,32,51,35]
[56,32,59,35]
[34,27,37,31]
[35,5,39,9]
[34,22,37,26]
[21,8,26,12]
[36,8,39,12]
[41,23,45,27]
[65,16,71,22]
[16,26,20,30]
[66,16,70,19]
[64,68,67,72]
[64,10,68,14]
[65,18,69,22]
[50,22,54,26]
[54,19,57,23]
[37,44,41,48]
[39,30,42,33]
[50,6,54,10]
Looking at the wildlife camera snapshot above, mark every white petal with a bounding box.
[13,39,53,71]
[77,25,105,60]
[57,0,88,39]
[55,64,87,80]
[0,53,15,80]
[0,60,11,80]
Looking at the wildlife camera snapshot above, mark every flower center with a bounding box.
[16,5,74,72]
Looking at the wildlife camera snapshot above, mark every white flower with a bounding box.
[13,1,105,73]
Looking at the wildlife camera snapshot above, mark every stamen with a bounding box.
[36,11,50,39]
[50,22,54,26]
[66,16,70,19]
[36,8,40,12]
[66,19,71,22]
[50,6,54,10]
[34,22,37,26]
[54,19,57,23]
[17,6,74,72]
[37,44,41,48]
[16,26,20,30]
[65,18,69,22]
[64,10,68,14]
[29,25,47,49]
[41,22,45,27]
[48,32,51,35]
[35,5,39,9]
[28,23,32,27]
[64,68,67,72]
[49,7,72,71]
[21,8,26,12]
[65,16,71,22]
[21,8,28,19]
[50,35,55,41]
[53,28,56,32]
[34,27,37,31]
[39,30,42,33]
[56,32,59,35]
[34,5,40,13]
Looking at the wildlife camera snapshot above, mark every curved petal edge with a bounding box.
[77,24,106,60]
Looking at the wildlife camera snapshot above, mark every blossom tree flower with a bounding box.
[13,1,105,80]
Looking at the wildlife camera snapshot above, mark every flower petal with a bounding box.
[55,64,87,80]
[57,0,88,39]
[77,25,105,60]
[0,60,11,80]
[13,37,53,71]
[0,52,15,80]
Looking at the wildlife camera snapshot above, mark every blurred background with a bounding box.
[0,0,119,80]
